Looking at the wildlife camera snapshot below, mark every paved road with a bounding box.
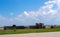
[0,32,60,37]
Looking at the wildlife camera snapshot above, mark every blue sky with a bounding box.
[0,0,60,26]
[0,0,48,17]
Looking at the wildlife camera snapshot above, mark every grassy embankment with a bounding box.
[0,28,60,35]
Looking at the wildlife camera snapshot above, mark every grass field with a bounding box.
[0,28,60,35]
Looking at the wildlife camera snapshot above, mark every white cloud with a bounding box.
[42,12,47,15]
[49,9,57,15]
[11,0,60,25]
[10,13,14,16]
[1,0,60,26]
[0,15,6,20]
[24,11,29,16]
[16,0,60,24]
[45,0,56,5]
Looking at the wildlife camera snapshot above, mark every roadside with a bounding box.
[0,32,60,37]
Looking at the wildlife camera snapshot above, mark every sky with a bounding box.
[0,0,60,27]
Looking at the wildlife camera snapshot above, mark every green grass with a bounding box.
[0,28,60,35]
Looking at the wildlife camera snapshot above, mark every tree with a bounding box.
[4,26,6,30]
[12,24,16,32]
[51,26,54,29]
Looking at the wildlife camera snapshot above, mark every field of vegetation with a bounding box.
[0,28,60,35]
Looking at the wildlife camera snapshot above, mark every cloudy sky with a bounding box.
[0,0,60,26]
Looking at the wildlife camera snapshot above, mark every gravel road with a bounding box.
[0,32,60,37]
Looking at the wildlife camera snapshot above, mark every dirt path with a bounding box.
[0,32,60,37]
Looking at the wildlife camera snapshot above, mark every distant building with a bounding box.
[4,26,13,30]
[29,23,45,29]
[4,25,26,30]
[45,25,54,29]
[29,25,36,29]
[0,27,4,30]
[36,23,44,29]
[4,23,54,30]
